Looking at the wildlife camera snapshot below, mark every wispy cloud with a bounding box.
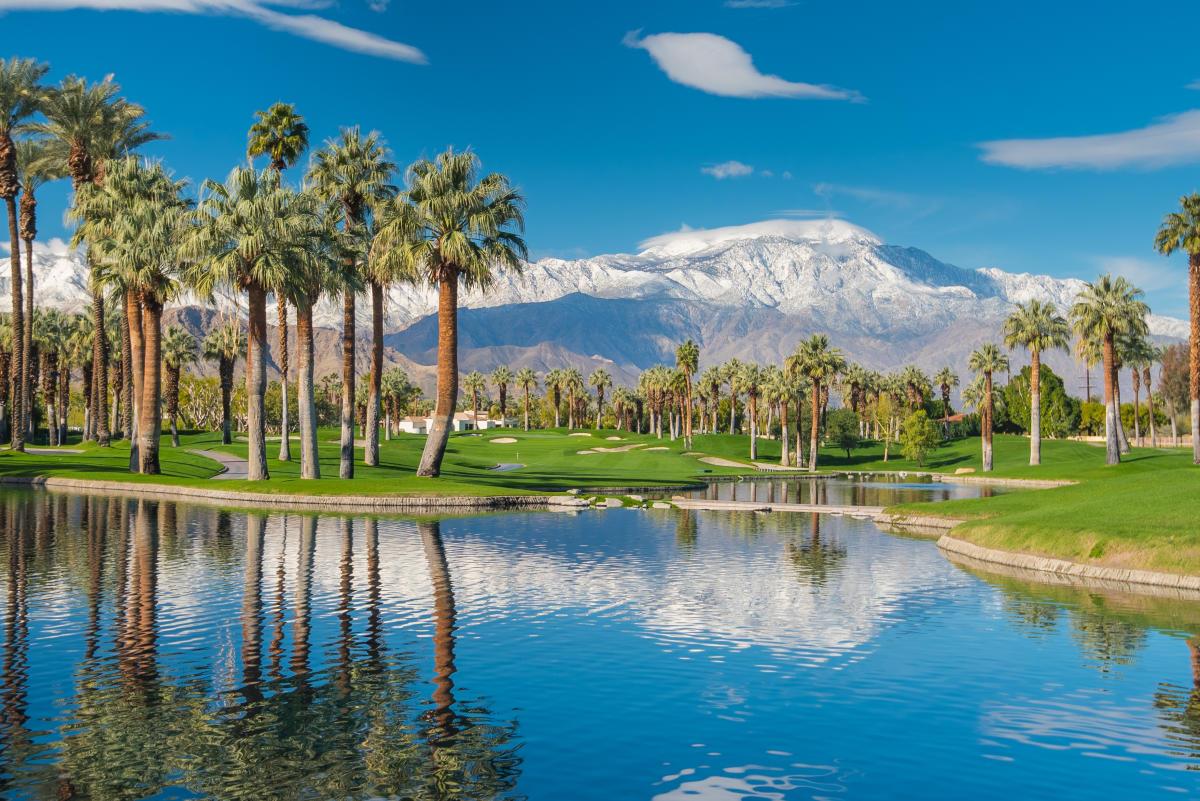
[624,30,860,101]
[813,182,941,217]
[1095,256,1183,293]
[724,0,796,7]
[0,0,427,63]
[367,0,389,10]
[978,110,1200,170]
[1188,80,1200,90]
[702,160,755,179]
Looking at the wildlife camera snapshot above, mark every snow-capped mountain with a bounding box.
[2,221,1187,390]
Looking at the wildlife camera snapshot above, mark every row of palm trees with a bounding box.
[0,58,526,482]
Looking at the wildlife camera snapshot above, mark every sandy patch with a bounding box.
[644,446,669,451]
[491,437,518,444]
[590,444,645,453]
[576,450,597,455]
[569,432,593,437]
[605,436,623,441]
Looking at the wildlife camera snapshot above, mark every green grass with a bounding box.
[0,427,745,497]
[6,426,1200,576]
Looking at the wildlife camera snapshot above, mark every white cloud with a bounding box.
[979,110,1200,170]
[367,0,388,10]
[0,0,427,63]
[813,182,941,218]
[1188,80,1200,90]
[639,218,878,256]
[1095,256,1183,293]
[623,30,860,101]
[701,160,755,179]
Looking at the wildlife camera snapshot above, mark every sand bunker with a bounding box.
[605,436,623,441]
[568,432,593,437]
[576,449,597,455]
[491,437,518,444]
[644,446,669,451]
[589,443,644,453]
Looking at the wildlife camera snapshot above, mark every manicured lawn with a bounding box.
[5,426,1199,576]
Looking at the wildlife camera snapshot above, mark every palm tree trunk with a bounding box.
[339,290,355,479]
[1029,348,1041,466]
[365,280,383,467]
[119,296,132,441]
[125,290,143,471]
[1146,370,1158,447]
[138,297,163,475]
[58,363,68,444]
[1131,369,1141,446]
[1114,360,1131,454]
[728,391,736,435]
[296,300,319,479]
[277,295,291,462]
[1103,334,1120,465]
[90,282,109,446]
[21,235,32,441]
[246,281,270,481]
[809,382,821,472]
[166,363,180,448]
[6,196,22,453]
[417,270,458,477]
[1191,253,1200,463]
[219,357,233,446]
[780,398,790,466]
[523,388,530,431]
[749,394,758,461]
[983,375,994,472]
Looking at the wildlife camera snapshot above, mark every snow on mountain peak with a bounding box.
[637,218,880,257]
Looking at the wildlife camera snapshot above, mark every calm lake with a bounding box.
[1,483,1197,799]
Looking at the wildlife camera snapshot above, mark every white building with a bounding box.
[419,411,508,432]
[396,416,428,435]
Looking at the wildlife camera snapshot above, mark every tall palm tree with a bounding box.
[545,368,564,428]
[310,128,397,475]
[1155,194,1200,463]
[933,366,958,437]
[1121,333,1156,448]
[968,344,1009,472]
[0,58,48,452]
[675,339,699,448]
[1003,299,1070,466]
[248,101,310,463]
[588,368,612,429]
[764,367,792,466]
[698,366,722,434]
[722,358,743,435]
[1143,345,1162,447]
[561,367,585,430]
[899,364,929,411]
[516,367,537,431]
[463,371,487,428]
[15,136,62,443]
[733,363,764,460]
[72,157,186,473]
[202,319,244,446]
[1071,274,1149,465]
[490,365,512,423]
[161,325,197,448]
[32,308,67,445]
[371,149,525,477]
[36,73,162,448]
[183,168,318,480]
[787,334,846,472]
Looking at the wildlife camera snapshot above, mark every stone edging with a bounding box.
[937,534,1200,592]
[0,476,590,513]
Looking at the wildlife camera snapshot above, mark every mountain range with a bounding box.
[5,219,1185,395]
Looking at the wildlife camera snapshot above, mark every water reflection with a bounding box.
[688,474,1002,505]
[0,494,522,800]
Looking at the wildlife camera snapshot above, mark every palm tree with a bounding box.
[588,368,612,429]
[32,308,67,445]
[1156,195,1200,463]
[899,364,929,411]
[545,368,564,428]
[490,365,513,423]
[1003,299,1070,466]
[764,368,792,466]
[968,343,1009,472]
[72,157,186,473]
[248,101,310,463]
[380,366,413,439]
[202,319,244,446]
[722,358,743,435]
[1143,345,1162,447]
[1121,333,1156,448]
[36,73,162,448]
[0,58,47,452]
[675,339,699,448]
[15,136,62,442]
[698,366,722,434]
[561,367,585,430]
[161,326,197,448]
[933,366,958,437]
[1071,275,1149,465]
[516,367,537,431]
[371,149,525,477]
[733,363,764,460]
[787,334,846,472]
[310,128,397,476]
[462,371,487,429]
[183,168,318,480]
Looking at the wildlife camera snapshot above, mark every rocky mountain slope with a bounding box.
[4,220,1185,394]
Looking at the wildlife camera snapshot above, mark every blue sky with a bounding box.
[2,0,1198,316]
